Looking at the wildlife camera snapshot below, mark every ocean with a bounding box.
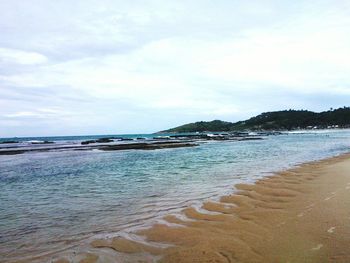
[0,130,350,262]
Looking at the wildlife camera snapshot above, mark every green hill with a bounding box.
[160,107,350,133]
[163,120,233,133]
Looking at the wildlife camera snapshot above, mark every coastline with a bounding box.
[65,152,350,263]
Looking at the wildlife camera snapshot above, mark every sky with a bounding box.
[1,0,350,137]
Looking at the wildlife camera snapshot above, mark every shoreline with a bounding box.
[55,152,350,263]
[5,150,350,263]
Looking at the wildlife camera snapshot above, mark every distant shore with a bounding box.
[67,152,350,263]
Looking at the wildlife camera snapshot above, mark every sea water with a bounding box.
[0,130,350,261]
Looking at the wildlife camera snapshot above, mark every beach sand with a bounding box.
[56,153,350,263]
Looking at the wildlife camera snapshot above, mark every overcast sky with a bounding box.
[1,0,350,137]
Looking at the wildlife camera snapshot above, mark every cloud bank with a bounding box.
[1,0,350,136]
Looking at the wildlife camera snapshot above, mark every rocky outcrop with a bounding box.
[81,138,114,145]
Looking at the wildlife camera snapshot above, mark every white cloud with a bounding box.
[3,108,71,119]
[1,0,350,136]
[0,48,47,65]
[4,111,39,118]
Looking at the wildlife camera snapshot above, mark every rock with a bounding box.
[99,142,198,151]
[81,138,114,144]
[0,150,26,155]
[31,140,54,144]
[95,138,113,143]
[81,140,96,145]
[0,140,19,144]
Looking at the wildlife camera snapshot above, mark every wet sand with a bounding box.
[55,153,350,263]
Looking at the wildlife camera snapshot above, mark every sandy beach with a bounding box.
[68,153,350,263]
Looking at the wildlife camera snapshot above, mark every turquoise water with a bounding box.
[0,130,350,261]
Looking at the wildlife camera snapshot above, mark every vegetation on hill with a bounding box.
[160,107,350,132]
[163,120,233,133]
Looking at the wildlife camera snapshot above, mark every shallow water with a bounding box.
[0,130,350,261]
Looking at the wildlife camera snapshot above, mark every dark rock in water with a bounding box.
[120,138,133,141]
[81,140,96,145]
[151,140,192,145]
[95,138,113,143]
[1,140,19,144]
[237,137,263,141]
[99,141,197,151]
[81,138,114,145]
[232,132,249,137]
[31,141,54,144]
[0,150,26,155]
[153,136,171,140]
